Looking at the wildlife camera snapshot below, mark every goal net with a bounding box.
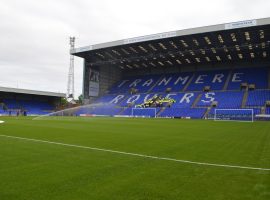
[214,109,254,122]
[131,108,157,118]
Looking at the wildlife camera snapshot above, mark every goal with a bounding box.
[131,108,157,118]
[214,109,254,122]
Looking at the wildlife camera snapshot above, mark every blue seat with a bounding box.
[81,67,270,119]
[2,99,55,115]
[188,70,229,91]
[161,108,206,118]
[151,72,193,92]
[227,68,268,90]
[109,75,161,94]
[247,90,270,106]
[197,91,244,108]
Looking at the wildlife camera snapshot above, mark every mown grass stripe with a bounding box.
[1,134,270,171]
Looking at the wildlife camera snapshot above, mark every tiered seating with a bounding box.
[253,108,262,115]
[94,94,123,105]
[77,67,269,119]
[19,100,54,115]
[76,104,122,116]
[160,108,206,118]
[109,75,160,94]
[116,92,199,108]
[1,99,54,115]
[246,90,270,106]
[151,72,193,92]
[227,68,268,90]
[121,107,133,115]
[207,107,261,118]
[118,93,159,107]
[3,99,18,109]
[0,104,5,115]
[197,91,244,108]
[188,70,229,91]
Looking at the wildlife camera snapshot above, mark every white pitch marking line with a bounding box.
[0,134,270,172]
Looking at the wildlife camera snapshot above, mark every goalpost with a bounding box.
[214,109,254,122]
[131,108,157,118]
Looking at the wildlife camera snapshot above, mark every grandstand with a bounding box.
[1,17,270,200]
[70,18,270,120]
[0,86,65,116]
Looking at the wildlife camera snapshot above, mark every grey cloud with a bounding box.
[0,0,269,98]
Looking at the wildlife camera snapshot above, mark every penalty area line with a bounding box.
[0,134,270,172]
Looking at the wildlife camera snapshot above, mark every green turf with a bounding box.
[0,116,269,200]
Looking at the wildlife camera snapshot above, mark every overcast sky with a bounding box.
[0,0,269,98]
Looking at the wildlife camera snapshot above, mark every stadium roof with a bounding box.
[72,18,270,69]
[0,86,65,97]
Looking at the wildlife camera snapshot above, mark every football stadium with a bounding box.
[1,18,270,199]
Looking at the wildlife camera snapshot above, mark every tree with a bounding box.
[60,97,69,106]
[78,94,83,105]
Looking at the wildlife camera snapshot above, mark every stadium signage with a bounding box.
[124,31,177,44]
[225,20,257,30]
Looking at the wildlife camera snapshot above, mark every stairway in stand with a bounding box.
[241,89,248,108]
[192,93,202,108]
[203,107,211,118]
[223,69,233,91]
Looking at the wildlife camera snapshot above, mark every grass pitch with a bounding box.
[0,117,269,200]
